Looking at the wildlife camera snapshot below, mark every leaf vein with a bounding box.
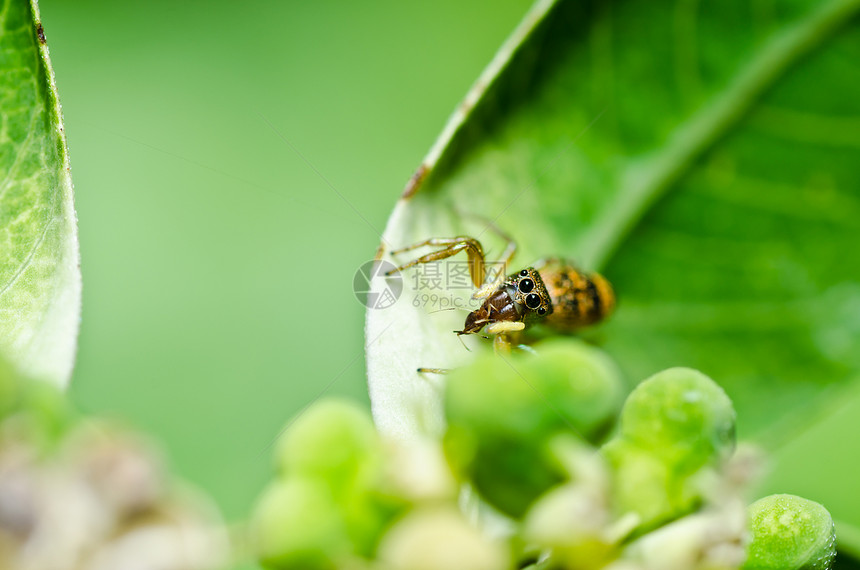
[0,213,53,300]
[581,0,860,271]
[0,99,42,202]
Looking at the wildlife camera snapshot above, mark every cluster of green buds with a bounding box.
[252,339,836,570]
[0,362,228,570]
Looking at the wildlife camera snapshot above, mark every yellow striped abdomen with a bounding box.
[539,262,615,331]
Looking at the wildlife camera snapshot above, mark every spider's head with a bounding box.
[455,268,551,335]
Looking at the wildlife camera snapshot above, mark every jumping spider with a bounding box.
[386,233,614,365]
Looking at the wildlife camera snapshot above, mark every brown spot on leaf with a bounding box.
[401,164,429,199]
[458,79,489,116]
[36,22,46,44]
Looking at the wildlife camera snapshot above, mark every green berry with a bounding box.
[524,339,624,439]
[275,399,379,494]
[340,485,399,558]
[252,477,352,570]
[444,340,622,517]
[378,506,510,570]
[445,339,622,442]
[461,432,566,518]
[602,438,699,530]
[523,479,616,567]
[443,353,565,517]
[444,353,546,439]
[271,400,410,558]
[620,367,735,470]
[744,494,836,570]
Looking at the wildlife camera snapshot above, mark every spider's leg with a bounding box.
[416,367,449,374]
[386,236,486,288]
[473,226,517,297]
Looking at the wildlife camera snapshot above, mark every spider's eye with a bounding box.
[518,278,534,293]
[537,307,547,315]
[519,269,529,277]
[525,293,541,309]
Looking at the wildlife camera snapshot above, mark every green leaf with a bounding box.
[0,0,80,387]
[366,0,860,533]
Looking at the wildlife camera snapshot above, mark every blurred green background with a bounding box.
[39,0,532,524]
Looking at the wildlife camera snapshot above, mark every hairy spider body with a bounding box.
[459,261,613,336]
[386,234,615,353]
[540,260,615,331]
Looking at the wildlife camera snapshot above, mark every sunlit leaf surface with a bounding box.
[367,0,860,535]
[0,0,81,387]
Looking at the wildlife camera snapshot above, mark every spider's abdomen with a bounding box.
[539,262,615,331]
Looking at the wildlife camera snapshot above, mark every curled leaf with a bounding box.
[0,0,81,387]
[366,0,860,455]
